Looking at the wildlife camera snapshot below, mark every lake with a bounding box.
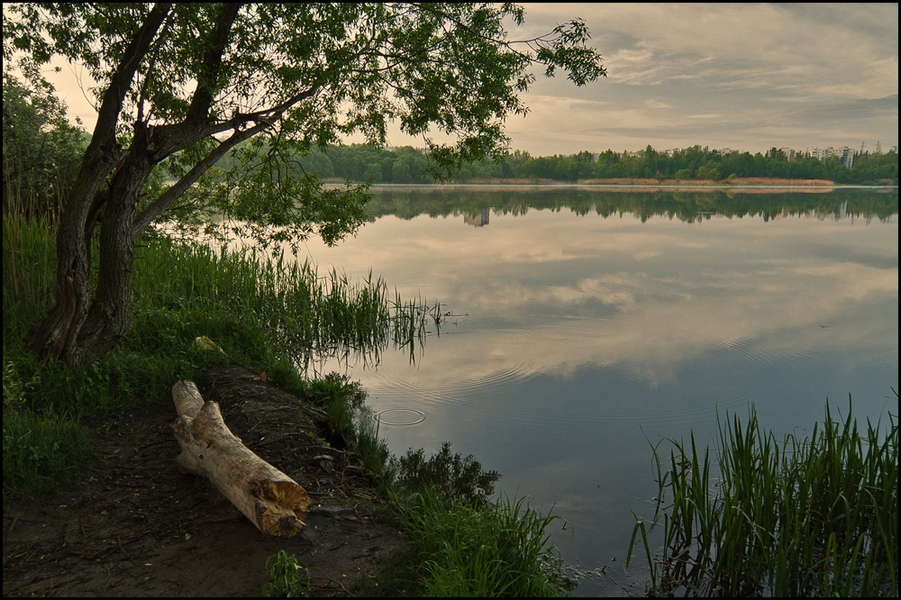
[293,185,897,595]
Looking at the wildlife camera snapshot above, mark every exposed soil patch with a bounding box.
[3,365,408,597]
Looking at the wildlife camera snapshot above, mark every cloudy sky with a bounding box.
[505,3,898,155]
[32,3,900,157]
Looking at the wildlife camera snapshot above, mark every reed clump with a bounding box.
[382,443,570,597]
[629,400,898,597]
[136,235,441,372]
[395,488,571,597]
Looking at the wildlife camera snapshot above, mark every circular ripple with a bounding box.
[376,408,427,426]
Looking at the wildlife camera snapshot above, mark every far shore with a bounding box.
[323,178,897,192]
[349,182,898,195]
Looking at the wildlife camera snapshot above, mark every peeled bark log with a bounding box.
[171,380,311,537]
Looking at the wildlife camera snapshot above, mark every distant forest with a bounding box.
[237,143,898,186]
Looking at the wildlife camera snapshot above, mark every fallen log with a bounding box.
[171,380,311,537]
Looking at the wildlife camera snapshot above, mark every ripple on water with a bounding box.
[374,408,427,426]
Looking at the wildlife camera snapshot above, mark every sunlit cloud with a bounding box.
[644,99,671,110]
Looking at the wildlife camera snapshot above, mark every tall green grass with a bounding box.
[3,202,60,342]
[395,487,570,597]
[628,399,898,597]
[3,205,439,500]
[135,235,440,371]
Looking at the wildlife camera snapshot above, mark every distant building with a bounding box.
[840,146,855,169]
[812,147,839,160]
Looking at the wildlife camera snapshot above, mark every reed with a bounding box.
[397,486,570,597]
[628,399,898,596]
[2,204,59,343]
[134,236,437,372]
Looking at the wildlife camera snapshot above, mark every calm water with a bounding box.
[298,186,897,595]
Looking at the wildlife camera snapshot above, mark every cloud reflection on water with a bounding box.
[298,204,897,391]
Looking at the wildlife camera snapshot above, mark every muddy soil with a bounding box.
[3,365,408,597]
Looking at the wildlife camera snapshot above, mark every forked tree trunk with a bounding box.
[72,151,154,361]
[171,380,312,538]
[29,148,152,368]
[27,3,172,369]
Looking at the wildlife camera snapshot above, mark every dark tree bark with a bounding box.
[74,125,157,362]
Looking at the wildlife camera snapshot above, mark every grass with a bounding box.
[4,200,570,597]
[628,399,899,597]
[394,486,571,597]
[2,206,437,501]
[134,234,441,372]
[353,441,569,597]
[2,401,94,500]
[263,550,311,597]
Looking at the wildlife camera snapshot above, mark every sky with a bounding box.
[24,3,900,157]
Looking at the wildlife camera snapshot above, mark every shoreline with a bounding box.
[353,182,898,194]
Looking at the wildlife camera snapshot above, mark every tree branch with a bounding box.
[185,3,242,123]
[131,76,322,234]
[132,119,268,236]
[92,3,173,144]
[144,84,318,163]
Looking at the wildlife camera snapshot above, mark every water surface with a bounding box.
[300,187,898,595]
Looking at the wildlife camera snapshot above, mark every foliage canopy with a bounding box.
[4,3,606,240]
[2,72,89,219]
[3,3,606,367]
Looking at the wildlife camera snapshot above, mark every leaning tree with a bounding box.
[3,3,606,369]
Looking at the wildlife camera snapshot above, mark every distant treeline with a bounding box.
[268,144,898,186]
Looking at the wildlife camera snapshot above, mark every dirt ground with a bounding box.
[3,365,408,597]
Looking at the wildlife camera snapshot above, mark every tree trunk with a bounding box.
[27,142,121,368]
[171,380,312,538]
[73,142,155,362]
[29,143,154,368]
[26,4,172,369]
